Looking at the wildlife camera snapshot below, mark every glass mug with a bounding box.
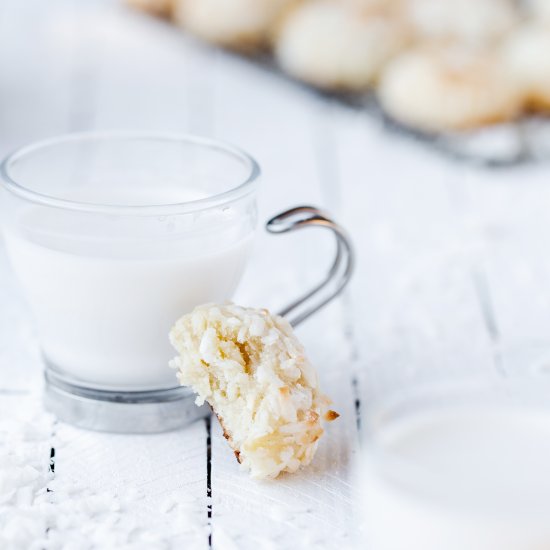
[357,375,550,550]
[0,132,353,433]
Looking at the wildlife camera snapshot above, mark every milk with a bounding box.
[360,405,550,550]
[3,188,253,389]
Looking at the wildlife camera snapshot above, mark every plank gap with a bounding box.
[471,268,507,377]
[472,268,501,343]
[47,420,58,490]
[351,377,362,434]
[341,291,362,434]
[46,419,57,546]
[49,446,56,474]
[205,416,213,549]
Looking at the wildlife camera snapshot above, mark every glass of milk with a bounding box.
[0,132,351,432]
[357,377,550,550]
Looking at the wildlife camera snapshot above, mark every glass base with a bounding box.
[44,368,208,433]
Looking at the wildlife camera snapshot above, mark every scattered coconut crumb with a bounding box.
[0,397,209,549]
[169,303,338,479]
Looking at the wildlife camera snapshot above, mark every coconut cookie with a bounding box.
[378,46,522,132]
[169,303,338,479]
[126,0,173,18]
[275,0,407,91]
[172,0,297,51]
[502,24,550,112]
[403,0,517,47]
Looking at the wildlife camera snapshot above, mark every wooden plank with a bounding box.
[0,2,212,547]
[207,53,337,316]
[52,3,212,545]
[205,56,359,548]
[82,5,209,132]
[209,302,358,550]
[0,0,80,155]
[48,420,209,548]
[333,105,497,398]
[456,164,550,377]
[0,392,209,548]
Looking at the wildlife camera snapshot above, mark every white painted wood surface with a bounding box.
[1,1,549,548]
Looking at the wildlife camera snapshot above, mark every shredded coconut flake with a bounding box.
[0,397,209,549]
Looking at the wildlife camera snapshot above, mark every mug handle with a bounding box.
[266,205,355,327]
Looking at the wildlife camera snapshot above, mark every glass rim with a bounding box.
[0,131,261,215]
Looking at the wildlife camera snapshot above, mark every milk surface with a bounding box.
[360,405,550,550]
[4,187,253,389]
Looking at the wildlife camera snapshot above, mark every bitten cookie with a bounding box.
[169,303,338,479]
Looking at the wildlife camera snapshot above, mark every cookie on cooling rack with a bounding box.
[502,24,550,112]
[126,0,173,18]
[169,303,338,479]
[378,45,522,132]
[402,0,518,46]
[172,0,297,51]
[275,0,407,91]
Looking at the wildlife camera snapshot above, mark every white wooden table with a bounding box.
[2,1,550,548]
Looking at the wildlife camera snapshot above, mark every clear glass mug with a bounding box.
[0,132,353,433]
[357,374,550,550]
